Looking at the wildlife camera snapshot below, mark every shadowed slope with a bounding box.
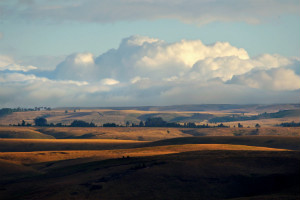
[0,150,299,200]
[0,144,290,165]
[146,136,300,150]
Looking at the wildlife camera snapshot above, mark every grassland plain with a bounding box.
[0,135,299,199]
[0,105,299,199]
[0,105,299,127]
[1,126,300,141]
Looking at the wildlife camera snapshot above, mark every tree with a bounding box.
[21,120,26,126]
[34,117,48,126]
[139,121,145,127]
[255,123,261,128]
[238,123,243,128]
[90,122,96,127]
[0,108,13,117]
[103,123,117,127]
[145,117,167,127]
[70,120,95,127]
[56,123,63,127]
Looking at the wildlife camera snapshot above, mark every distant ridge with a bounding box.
[57,104,300,112]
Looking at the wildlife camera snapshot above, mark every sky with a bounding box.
[0,0,300,107]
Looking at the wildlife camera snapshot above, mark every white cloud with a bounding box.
[228,68,300,91]
[190,56,253,81]
[252,54,292,69]
[135,40,249,69]
[0,35,299,107]
[2,0,299,25]
[0,55,38,72]
[54,53,97,81]
[0,73,37,83]
[189,52,295,81]
[2,64,37,72]
[73,53,94,65]
[90,36,251,81]
[101,78,119,86]
[124,35,160,46]
[44,36,296,88]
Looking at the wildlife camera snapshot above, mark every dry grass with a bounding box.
[1,126,300,142]
[0,138,145,152]
[0,126,54,139]
[0,138,144,143]
[180,127,300,137]
[37,127,189,141]
[1,107,298,127]
[220,116,300,127]
[0,133,299,200]
[0,144,290,165]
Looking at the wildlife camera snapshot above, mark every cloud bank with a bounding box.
[1,0,299,25]
[0,35,299,107]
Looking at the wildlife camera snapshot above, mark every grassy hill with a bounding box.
[0,149,299,200]
[147,136,300,151]
[1,104,299,127]
[0,127,55,139]
[0,134,299,199]
[1,127,300,141]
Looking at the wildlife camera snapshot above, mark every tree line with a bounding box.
[0,107,51,117]
[208,110,299,123]
[15,116,234,128]
[278,121,300,127]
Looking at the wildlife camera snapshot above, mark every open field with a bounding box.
[1,104,299,127]
[1,126,300,141]
[0,105,299,199]
[0,144,291,165]
[0,135,299,200]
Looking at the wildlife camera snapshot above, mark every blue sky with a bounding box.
[1,12,299,59]
[0,0,299,107]
[1,0,299,58]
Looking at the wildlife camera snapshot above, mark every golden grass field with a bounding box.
[0,107,299,127]
[0,106,299,199]
[0,134,300,199]
[0,143,290,165]
[0,134,299,200]
[1,126,300,142]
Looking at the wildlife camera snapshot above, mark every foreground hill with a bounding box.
[0,132,299,199]
[1,135,300,152]
[0,149,299,200]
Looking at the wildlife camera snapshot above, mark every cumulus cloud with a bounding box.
[228,68,300,91]
[0,55,38,72]
[0,35,299,107]
[0,72,114,107]
[91,35,251,81]
[189,53,293,81]
[53,53,97,81]
[1,0,299,25]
